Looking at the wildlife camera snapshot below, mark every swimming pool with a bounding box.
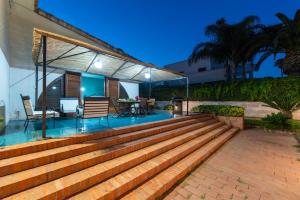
[0,110,173,147]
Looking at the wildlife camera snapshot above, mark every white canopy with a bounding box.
[32,28,185,82]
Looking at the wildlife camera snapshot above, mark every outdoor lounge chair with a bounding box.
[147,98,156,114]
[110,97,123,117]
[137,98,148,115]
[76,96,110,129]
[20,94,59,129]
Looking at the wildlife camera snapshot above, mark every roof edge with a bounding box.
[33,28,185,77]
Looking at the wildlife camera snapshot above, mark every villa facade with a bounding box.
[0,0,144,122]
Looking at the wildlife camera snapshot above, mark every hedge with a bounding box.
[141,77,300,101]
[191,105,244,117]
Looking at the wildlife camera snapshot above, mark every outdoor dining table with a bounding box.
[117,100,141,116]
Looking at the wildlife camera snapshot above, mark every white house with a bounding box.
[0,0,163,122]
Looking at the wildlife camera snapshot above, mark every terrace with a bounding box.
[0,27,187,147]
[0,1,299,200]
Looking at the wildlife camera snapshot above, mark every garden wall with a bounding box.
[182,101,300,120]
[156,100,300,120]
[151,77,300,120]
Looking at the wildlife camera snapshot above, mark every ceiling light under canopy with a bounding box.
[94,60,103,69]
[144,72,151,79]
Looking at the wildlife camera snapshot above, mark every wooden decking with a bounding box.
[0,115,239,199]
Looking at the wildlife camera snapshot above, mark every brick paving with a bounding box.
[164,128,300,200]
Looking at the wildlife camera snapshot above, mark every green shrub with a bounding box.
[262,113,289,129]
[245,119,265,127]
[287,119,300,133]
[191,105,244,117]
[144,77,300,102]
[163,104,174,111]
[246,114,300,133]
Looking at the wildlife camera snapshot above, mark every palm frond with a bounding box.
[276,12,290,26]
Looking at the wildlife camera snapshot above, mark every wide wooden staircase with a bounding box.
[0,114,239,200]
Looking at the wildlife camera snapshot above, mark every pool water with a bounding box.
[0,110,174,147]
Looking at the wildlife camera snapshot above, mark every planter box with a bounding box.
[215,115,244,130]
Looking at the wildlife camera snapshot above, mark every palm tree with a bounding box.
[257,9,300,76]
[274,10,300,75]
[189,16,262,80]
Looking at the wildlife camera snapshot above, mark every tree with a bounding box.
[257,9,300,76]
[189,16,262,80]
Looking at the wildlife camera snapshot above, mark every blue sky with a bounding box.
[39,0,300,78]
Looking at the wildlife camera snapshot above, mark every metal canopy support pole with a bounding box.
[148,68,152,99]
[186,77,189,116]
[35,64,38,110]
[42,35,47,138]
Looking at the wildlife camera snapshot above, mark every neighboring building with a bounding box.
[164,58,254,84]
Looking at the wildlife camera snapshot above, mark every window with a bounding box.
[198,67,206,72]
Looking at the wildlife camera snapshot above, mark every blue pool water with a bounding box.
[0,110,173,147]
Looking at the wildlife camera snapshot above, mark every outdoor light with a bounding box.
[145,73,151,79]
[80,87,85,92]
[52,86,57,90]
[94,60,103,69]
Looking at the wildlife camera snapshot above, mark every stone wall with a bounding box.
[156,101,300,120]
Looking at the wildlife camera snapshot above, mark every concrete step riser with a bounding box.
[122,129,239,200]
[84,115,210,142]
[50,125,229,200]
[96,127,231,200]
[5,124,227,199]
[71,127,230,199]
[0,117,212,177]
[0,115,209,159]
[0,120,217,197]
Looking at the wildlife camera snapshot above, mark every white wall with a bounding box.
[120,81,139,99]
[0,50,10,124]
[9,67,62,120]
[0,0,10,124]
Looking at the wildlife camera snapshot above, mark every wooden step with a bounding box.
[67,125,232,200]
[0,116,211,176]
[0,115,209,159]
[121,128,239,200]
[0,119,218,197]
[4,124,229,199]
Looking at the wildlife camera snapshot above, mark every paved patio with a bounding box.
[164,128,300,200]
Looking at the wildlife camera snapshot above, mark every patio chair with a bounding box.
[110,97,122,117]
[147,98,156,114]
[137,98,148,115]
[20,94,59,129]
[76,96,110,129]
